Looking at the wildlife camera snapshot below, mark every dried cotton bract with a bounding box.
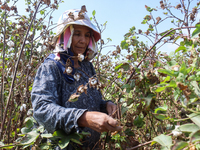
[78,54,85,62]
[76,84,87,94]
[97,82,104,90]
[89,77,98,88]
[68,93,80,102]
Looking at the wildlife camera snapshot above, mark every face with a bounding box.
[71,25,91,56]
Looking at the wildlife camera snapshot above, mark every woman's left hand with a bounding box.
[106,101,119,119]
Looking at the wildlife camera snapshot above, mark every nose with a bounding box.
[79,35,87,44]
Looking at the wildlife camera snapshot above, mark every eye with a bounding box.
[73,31,81,36]
[85,33,91,38]
[74,33,80,36]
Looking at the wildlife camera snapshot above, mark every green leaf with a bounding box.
[141,19,148,24]
[53,130,66,138]
[39,143,50,149]
[161,76,170,83]
[154,114,168,120]
[155,86,167,92]
[24,117,35,129]
[160,28,176,37]
[122,84,131,93]
[58,137,70,149]
[175,46,187,53]
[133,116,144,128]
[0,43,3,48]
[103,21,107,26]
[154,104,168,114]
[53,130,82,149]
[37,125,44,133]
[191,81,200,98]
[92,10,96,16]
[0,145,14,149]
[155,81,176,93]
[188,113,200,127]
[121,40,129,50]
[178,123,200,133]
[192,23,200,37]
[41,133,53,138]
[121,63,130,71]
[173,141,188,150]
[129,26,136,32]
[168,80,177,88]
[144,15,151,20]
[144,94,154,109]
[80,131,91,136]
[173,36,180,44]
[153,134,172,149]
[21,127,31,134]
[146,6,154,12]
[179,62,187,75]
[158,69,178,77]
[115,63,130,71]
[20,131,40,145]
[190,130,200,143]
[40,10,45,15]
[70,138,82,145]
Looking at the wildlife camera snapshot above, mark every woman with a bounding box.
[31,7,121,149]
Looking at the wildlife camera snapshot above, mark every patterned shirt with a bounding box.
[31,58,107,149]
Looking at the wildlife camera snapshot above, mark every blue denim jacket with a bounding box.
[31,58,107,149]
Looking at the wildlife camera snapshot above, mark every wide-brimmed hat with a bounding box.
[52,8,101,44]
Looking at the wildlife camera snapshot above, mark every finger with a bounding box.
[106,122,122,132]
[107,116,118,127]
[108,109,112,116]
[111,106,117,118]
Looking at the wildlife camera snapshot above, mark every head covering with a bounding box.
[52,7,101,60]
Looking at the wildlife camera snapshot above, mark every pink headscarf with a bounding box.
[54,25,97,61]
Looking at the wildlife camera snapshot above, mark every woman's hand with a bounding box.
[106,101,119,119]
[77,111,122,133]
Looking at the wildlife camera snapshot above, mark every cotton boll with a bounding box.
[74,73,81,81]
[7,41,14,47]
[20,104,26,112]
[172,125,182,137]
[65,67,73,74]
[78,54,84,62]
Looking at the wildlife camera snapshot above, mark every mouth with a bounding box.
[76,47,85,50]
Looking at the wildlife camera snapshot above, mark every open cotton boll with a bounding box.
[65,66,73,74]
[172,125,182,137]
[78,54,84,62]
[20,104,26,112]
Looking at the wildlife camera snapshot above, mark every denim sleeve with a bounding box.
[31,61,87,134]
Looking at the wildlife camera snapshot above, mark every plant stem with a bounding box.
[0,1,42,140]
[0,10,6,139]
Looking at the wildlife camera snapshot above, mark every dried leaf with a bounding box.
[68,94,80,102]
[81,5,87,13]
[177,82,188,90]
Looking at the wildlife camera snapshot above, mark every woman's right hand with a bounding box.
[77,111,122,132]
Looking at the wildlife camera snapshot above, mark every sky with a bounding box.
[15,0,200,55]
